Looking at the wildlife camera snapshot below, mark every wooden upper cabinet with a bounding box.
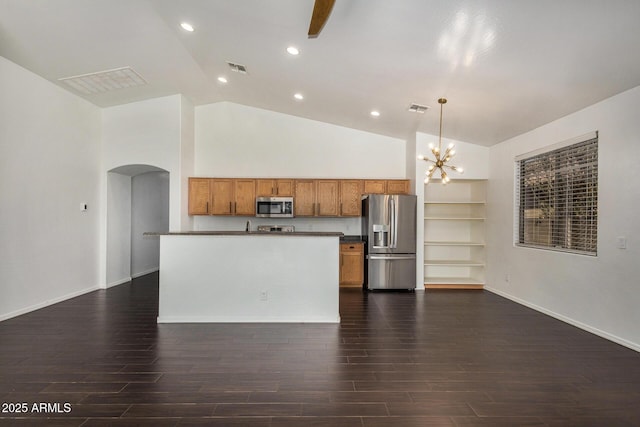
[209,178,255,216]
[387,179,410,194]
[363,179,411,195]
[256,179,294,197]
[339,180,363,216]
[188,178,211,215]
[294,180,316,217]
[316,180,340,216]
[363,180,387,194]
[190,176,410,217]
[234,179,256,216]
[274,179,294,196]
[255,179,275,197]
[210,179,234,215]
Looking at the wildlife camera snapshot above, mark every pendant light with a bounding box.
[417,98,463,184]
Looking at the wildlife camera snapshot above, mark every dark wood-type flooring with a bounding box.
[1,272,640,426]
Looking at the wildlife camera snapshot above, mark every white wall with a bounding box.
[131,171,170,277]
[100,95,193,286]
[106,172,131,286]
[193,102,407,233]
[101,95,183,231]
[195,102,405,178]
[0,56,101,320]
[486,85,640,351]
[179,96,195,231]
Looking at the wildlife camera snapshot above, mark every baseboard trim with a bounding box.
[157,315,341,324]
[132,268,158,279]
[106,277,131,289]
[485,286,640,353]
[0,285,100,322]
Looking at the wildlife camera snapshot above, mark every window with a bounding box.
[515,132,598,255]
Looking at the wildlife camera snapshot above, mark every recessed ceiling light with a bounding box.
[286,46,300,55]
[180,22,194,32]
[370,110,381,117]
[217,76,228,83]
[294,93,304,100]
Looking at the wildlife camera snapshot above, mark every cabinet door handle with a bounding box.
[341,254,344,267]
[206,201,209,214]
[234,202,237,214]
[229,201,233,214]
[340,202,343,215]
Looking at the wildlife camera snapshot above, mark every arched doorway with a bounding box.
[106,164,169,287]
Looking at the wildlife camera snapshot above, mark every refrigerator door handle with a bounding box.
[368,255,416,260]
[389,197,396,248]
[393,196,399,248]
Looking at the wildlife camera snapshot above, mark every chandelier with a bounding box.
[418,98,463,184]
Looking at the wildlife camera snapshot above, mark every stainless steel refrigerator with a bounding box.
[361,194,417,290]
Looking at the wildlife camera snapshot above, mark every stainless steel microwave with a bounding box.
[255,197,294,218]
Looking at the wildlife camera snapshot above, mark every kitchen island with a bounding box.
[148,231,342,323]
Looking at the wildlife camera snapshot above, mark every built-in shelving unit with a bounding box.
[423,179,487,290]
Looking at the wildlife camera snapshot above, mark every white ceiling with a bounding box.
[2,0,640,146]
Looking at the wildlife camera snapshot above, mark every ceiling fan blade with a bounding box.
[308,0,336,38]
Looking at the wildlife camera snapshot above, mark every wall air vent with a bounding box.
[227,62,248,74]
[58,67,147,95]
[408,103,430,114]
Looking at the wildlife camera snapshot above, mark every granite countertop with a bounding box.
[144,231,344,237]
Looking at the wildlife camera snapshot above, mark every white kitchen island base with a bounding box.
[156,232,341,323]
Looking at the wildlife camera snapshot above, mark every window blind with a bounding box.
[515,132,598,255]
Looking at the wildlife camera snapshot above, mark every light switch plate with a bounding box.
[616,236,627,249]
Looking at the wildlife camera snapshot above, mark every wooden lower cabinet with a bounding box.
[340,242,364,287]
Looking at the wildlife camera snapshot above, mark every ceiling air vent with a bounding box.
[58,67,147,95]
[408,103,430,114]
[227,62,248,74]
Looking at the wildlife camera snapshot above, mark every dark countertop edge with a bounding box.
[144,231,344,237]
[340,235,365,243]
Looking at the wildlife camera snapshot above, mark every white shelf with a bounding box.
[424,241,485,246]
[423,179,487,289]
[424,260,485,266]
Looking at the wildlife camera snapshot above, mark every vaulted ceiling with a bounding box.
[2,0,640,146]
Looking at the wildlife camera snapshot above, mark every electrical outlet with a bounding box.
[616,236,627,249]
[259,290,268,301]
